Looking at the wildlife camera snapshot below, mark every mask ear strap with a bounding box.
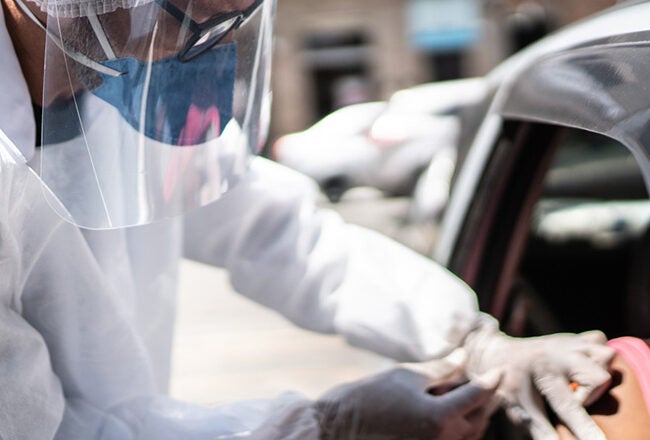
[87,11,117,60]
[12,0,123,77]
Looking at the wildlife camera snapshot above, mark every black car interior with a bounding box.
[509,128,649,339]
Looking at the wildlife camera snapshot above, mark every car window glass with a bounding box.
[533,130,650,246]
[512,128,650,339]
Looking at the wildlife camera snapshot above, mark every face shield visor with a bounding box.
[24,0,274,229]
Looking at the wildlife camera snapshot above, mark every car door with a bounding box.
[437,30,650,336]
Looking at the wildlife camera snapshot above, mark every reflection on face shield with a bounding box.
[67,0,263,60]
[153,0,264,61]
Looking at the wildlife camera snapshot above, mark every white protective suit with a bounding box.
[0,4,480,439]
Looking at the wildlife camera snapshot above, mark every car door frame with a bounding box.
[434,29,650,323]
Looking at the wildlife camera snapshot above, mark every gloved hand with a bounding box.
[464,320,615,440]
[315,350,501,440]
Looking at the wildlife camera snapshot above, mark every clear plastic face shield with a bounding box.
[22,0,274,229]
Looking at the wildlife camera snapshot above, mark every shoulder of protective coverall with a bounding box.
[0,130,34,309]
[0,128,71,311]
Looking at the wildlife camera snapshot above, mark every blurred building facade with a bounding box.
[269,0,619,146]
[271,0,422,139]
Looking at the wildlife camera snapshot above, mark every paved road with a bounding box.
[170,190,437,405]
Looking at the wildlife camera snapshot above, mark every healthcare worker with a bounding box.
[0,0,613,438]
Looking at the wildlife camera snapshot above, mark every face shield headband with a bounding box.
[17,0,275,229]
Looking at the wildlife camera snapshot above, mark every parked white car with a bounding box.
[272,78,487,202]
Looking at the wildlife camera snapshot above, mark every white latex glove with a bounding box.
[315,349,502,440]
[464,320,615,440]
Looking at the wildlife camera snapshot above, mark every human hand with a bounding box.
[465,324,615,440]
[315,350,501,440]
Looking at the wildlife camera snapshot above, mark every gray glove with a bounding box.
[315,352,501,440]
[464,319,615,440]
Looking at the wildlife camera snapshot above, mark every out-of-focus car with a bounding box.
[429,1,650,438]
[272,78,487,202]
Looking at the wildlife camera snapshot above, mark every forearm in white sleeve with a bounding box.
[184,157,481,362]
[330,224,481,361]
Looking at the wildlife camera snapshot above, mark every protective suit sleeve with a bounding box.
[184,157,481,362]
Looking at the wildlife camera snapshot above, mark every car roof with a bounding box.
[493,0,650,187]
